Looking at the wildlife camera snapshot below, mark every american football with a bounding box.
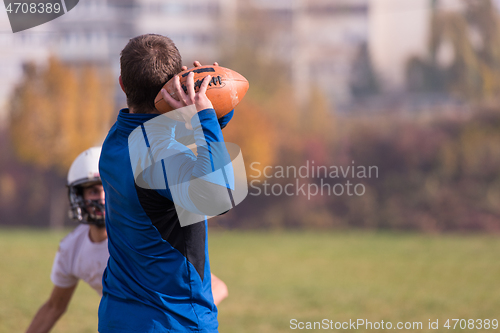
[154,65,249,118]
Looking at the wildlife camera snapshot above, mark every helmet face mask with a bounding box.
[67,147,105,227]
[68,184,105,228]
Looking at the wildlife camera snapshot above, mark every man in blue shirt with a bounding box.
[98,34,233,333]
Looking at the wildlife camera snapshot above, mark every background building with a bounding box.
[368,0,431,92]
[1,0,498,117]
[247,0,370,108]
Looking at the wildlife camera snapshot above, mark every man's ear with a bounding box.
[119,76,125,93]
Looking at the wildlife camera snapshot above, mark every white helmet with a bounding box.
[67,147,105,226]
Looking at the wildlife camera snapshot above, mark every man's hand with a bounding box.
[161,72,213,112]
[160,72,213,129]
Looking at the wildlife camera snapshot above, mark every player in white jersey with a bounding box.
[26,147,108,333]
[26,147,228,333]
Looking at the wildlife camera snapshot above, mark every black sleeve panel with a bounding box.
[134,184,206,281]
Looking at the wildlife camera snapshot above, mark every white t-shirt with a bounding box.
[50,224,109,296]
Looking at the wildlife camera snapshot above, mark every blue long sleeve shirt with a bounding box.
[98,108,229,333]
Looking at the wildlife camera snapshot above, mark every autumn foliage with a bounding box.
[219,105,500,232]
[9,57,114,174]
[2,16,500,232]
[2,57,114,227]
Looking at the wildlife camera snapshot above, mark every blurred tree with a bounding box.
[9,56,114,228]
[223,99,277,178]
[10,57,114,172]
[219,2,298,177]
[219,2,291,105]
[408,0,500,101]
[350,43,379,97]
[219,0,337,173]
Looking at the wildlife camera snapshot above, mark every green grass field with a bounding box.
[1,229,499,332]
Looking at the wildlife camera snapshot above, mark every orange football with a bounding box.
[154,65,249,118]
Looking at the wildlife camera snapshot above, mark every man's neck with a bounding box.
[128,106,160,115]
[88,224,107,243]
